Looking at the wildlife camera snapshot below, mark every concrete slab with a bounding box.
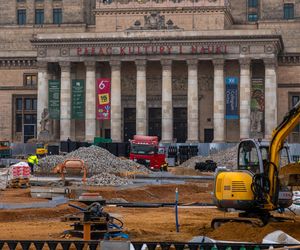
[100,241,130,250]
[0,196,68,210]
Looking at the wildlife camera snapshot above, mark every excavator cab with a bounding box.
[237,140,292,175]
[238,140,263,174]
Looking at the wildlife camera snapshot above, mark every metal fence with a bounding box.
[11,143,36,157]
[0,240,296,250]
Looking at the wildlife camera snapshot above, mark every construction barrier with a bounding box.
[0,240,297,250]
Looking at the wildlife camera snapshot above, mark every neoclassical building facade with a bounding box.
[1,0,300,143]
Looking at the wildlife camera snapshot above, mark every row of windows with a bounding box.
[17,8,62,25]
[248,2,295,22]
[16,98,37,111]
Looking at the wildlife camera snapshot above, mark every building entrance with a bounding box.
[173,108,187,143]
[123,108,136,142]
[148,108,162,140]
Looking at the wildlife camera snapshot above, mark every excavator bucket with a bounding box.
[279,162,300,186]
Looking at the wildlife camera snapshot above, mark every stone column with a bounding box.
[161,59,173,143]
[239,58,251,139]
[136,59,147,135]
[110,60,122,142]
[213,59,225,142]
[59,61,72,141]
[37,61,48,137]
[264,58,277,139]
[85,61,96,142]
[187,59,199,142]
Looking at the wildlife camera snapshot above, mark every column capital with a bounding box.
[84,61,96,71]
[213,58,224,69]
[59,61,71,72]
[161,59,172,69]
[263,58,277,68]
[187,59,198,70]
[135,59,147,71]
[239,58,251,69]
[110,60,121,70]
[37,61,48,71]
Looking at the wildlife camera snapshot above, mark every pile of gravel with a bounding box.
[180,145,238,169]
[38,145,150,176]
[86,173,133,186]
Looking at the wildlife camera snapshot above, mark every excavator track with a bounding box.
[211,217,265,229]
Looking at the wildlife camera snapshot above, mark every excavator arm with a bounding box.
[266,100,300,209]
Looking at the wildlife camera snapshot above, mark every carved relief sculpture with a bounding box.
[127,11,181,30]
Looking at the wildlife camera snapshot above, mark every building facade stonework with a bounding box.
[1,0,300,143]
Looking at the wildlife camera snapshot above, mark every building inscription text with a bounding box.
[77,45,227,56]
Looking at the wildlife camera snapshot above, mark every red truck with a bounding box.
[129,135,168,171]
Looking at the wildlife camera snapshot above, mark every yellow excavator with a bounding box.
[213,101,300,228]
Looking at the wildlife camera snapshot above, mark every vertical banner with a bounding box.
[225,76,239,119]
[71,79,85,119]
[250,79,264,133]
[96,78,111,120]
[48,80,60,119]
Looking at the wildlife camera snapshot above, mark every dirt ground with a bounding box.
[0,182,299,243]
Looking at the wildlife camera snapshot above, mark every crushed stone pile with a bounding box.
[86,173,133,186]
[38,145,150,185]
[180,145,238,169]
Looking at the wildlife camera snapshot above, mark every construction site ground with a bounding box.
[0,176,299,243]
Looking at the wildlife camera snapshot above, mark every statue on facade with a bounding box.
[40,108,50,131]
[250,88,264,134]
[38,108,51,142]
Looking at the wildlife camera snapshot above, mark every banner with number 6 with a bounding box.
[96,78,111,120]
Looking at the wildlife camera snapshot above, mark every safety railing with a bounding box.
[0,240,297,250]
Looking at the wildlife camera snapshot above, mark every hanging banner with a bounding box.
[48,80,60,119]
[96,78,111,120]
[250,79,265,133]
[71,79,85,119]
[225,76,239,120]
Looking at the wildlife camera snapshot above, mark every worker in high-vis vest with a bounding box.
[27,154,38,174]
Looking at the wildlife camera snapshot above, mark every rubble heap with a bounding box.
[86,173,133,186]
[180,145,238,169]
[38,146,149,186]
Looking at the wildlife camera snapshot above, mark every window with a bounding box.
[35,9,44,24]
[53,8,62,24]
[24,114,37,124]
[33,99,37,111]
[16,114,22,132]
[248,13,258,22]
[17,9,26,25]
[248,0,258,8]
[16,98,22,111]
[284,3,294,20]
[24,74,37,86]
[14,96,37,141]
[25,98,32,110]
